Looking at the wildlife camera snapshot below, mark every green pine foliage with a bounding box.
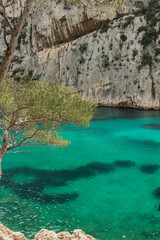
[0,80,95,150]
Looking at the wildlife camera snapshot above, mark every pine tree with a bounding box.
[0,79,95,177]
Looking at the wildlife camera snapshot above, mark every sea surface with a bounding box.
[0,108,160,240]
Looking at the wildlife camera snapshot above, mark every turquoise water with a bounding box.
[1,108,160,240]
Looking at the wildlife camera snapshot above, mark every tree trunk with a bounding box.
[0,129,10,178]
[0,0,34,92]
[0,153,4,178]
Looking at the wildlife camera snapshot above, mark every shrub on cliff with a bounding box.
[122,16,134,28]
[100,22,110,33]
[102,55,109,68]
[141,52,152,67]
[79,43,88,53]
[120,34,127,42]
[141,28,158,48]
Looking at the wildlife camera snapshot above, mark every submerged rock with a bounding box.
[113,160,135,168]
[140,164,160,174]
[152,187,160,199]
[0,222,95,240]
[141,229,160,239]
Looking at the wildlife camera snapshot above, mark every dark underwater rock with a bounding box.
[152,187,160,199]
[140,165,160,174]
[141,229,160,239]
[113,160,135,168]
[142,124,160,130]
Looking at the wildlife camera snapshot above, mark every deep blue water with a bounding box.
[1,108,160,239]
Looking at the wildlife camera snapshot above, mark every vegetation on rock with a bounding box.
[120,34,127,42]
[141,29,158,48]
[79,43,88,53]
[100,22,110,33]
[141,52,152,68]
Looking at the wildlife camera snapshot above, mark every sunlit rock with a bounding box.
[0,223,95,240]
[0,223,26,240]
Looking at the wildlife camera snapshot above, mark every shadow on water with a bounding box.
[1,160,160,211]
[140,165,160,174]
[93,108,160,121]
[152,188,160,212]
[127,138,160,149]
[153,187,160,199]
[113,160,135,168]
[142,124,160,130]
[1,162,115,204]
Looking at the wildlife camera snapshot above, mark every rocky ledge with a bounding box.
[0,222,95,240]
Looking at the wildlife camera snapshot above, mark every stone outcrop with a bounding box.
[0,222,26,240]
[0,222,95,240]
[0,0,160,109]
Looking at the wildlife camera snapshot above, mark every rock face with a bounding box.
[0,222,26,240]
[0,222,95,240]
[0,0,160,109]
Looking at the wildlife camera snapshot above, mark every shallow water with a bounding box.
[1,108,160,240]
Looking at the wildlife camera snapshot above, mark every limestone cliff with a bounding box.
[0,0,160,109]
[0,222,95,240]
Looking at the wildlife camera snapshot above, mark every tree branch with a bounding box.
[3,18,9,47]
[0,111,11,123]
[10,130,19,142]
[0,1,12,29]
[7,149,44,153]
[7,129,39,150]
[11,106,27,126]
[0,0,34,91]
[0,1,12,48]
[0,10,12,29]
[22,142,47,146]
[4,0,14,8]
[14,113,72,126]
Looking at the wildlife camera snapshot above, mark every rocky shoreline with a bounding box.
[0,222,95,240]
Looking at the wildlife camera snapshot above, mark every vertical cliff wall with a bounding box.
[0,0,160,109]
